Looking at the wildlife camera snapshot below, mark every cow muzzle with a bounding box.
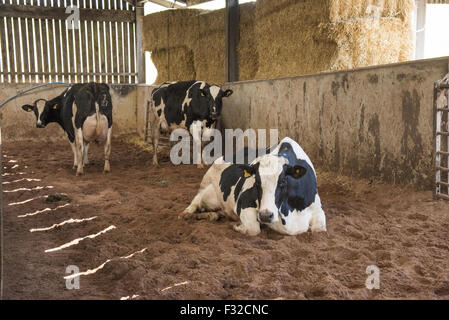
[258,210,274,223]
[36,123,45,128]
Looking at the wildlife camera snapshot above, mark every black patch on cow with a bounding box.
[157,109,162,117]
[219,163,261,216]
[274,142,317,216]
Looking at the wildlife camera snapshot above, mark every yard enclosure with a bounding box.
[1,57,448,189]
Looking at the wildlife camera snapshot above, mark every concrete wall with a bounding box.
[0,84,138,142]
[221,57,449,189]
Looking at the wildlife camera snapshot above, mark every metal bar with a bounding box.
[225,0,239,83]
[434,82,440,198]
[437,181,449,188]
[437,83,449,89]
[437,131,449,136]
[436,193,449,201]
[437,151,449,156]
[436,166,449,173]
[0,4,136,22]
[135,4,144,83]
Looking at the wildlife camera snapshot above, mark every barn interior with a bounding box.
[1,0,449,300]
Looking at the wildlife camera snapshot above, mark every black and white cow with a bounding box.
[182,137,326,236]
[148,80,233,168]
[21,82,113,176]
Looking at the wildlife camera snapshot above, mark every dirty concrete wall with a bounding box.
[222,57,449,189]
[0,84,138,142]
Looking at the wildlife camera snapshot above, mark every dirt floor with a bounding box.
[2,137,449,300]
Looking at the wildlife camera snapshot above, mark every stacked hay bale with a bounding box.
[143,3,256,84]
[143,0,414,83]
[254,0,414,79]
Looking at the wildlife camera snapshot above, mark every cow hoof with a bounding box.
[76,171,84,176]
[178,210,194,220]
[198,212,220,222]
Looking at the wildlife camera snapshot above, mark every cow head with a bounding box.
[21,98,61,128]
[196,84,233,120]
[255,142,317,225]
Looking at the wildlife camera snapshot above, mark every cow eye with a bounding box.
[287,166,306,179]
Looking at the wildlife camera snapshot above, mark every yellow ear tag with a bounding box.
[27,107,33,112]
[53,104,58,109]
[296,169,300,174]
[244,169,251,178]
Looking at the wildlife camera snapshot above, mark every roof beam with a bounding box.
[185,0,214,5]
[146,0,186,8]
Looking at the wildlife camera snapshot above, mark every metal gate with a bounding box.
[434,78,449,200]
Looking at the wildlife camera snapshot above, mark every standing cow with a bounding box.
[21,82,113,176]
[148,81,233,168]
[182,137,326,236]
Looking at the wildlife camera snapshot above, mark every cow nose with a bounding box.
[258,210,274,223]
[36,123,45,128]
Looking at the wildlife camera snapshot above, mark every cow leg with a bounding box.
[233,208,261,236]
[70,141,77,169]
[190,121,204,169]
[180,184,221,220]
[310,207,326,233]
[104,127,112,173]
[83,142,90,165]
[151,121,160,166]
[75,128,84,176]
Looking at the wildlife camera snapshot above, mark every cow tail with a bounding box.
[95,102,102,141]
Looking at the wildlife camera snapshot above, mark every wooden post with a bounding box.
[226,0,239,83]
[136,4,145,84]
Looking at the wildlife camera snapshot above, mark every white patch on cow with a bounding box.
[36,100,46,126]
[70,141,77,168]
[234,208,260,236]
[268,194,326,235]
[256,155,288,223]
[182,81,206,112]
[270,137,316,173]
[209,85,220,101]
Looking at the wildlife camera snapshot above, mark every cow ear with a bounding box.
[223,89,233,97]
[22,104,34,112]
[286,165,307,179]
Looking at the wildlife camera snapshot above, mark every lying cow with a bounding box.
[148,81,233,168]
[182,137,326,236]
[21,82,113,176]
